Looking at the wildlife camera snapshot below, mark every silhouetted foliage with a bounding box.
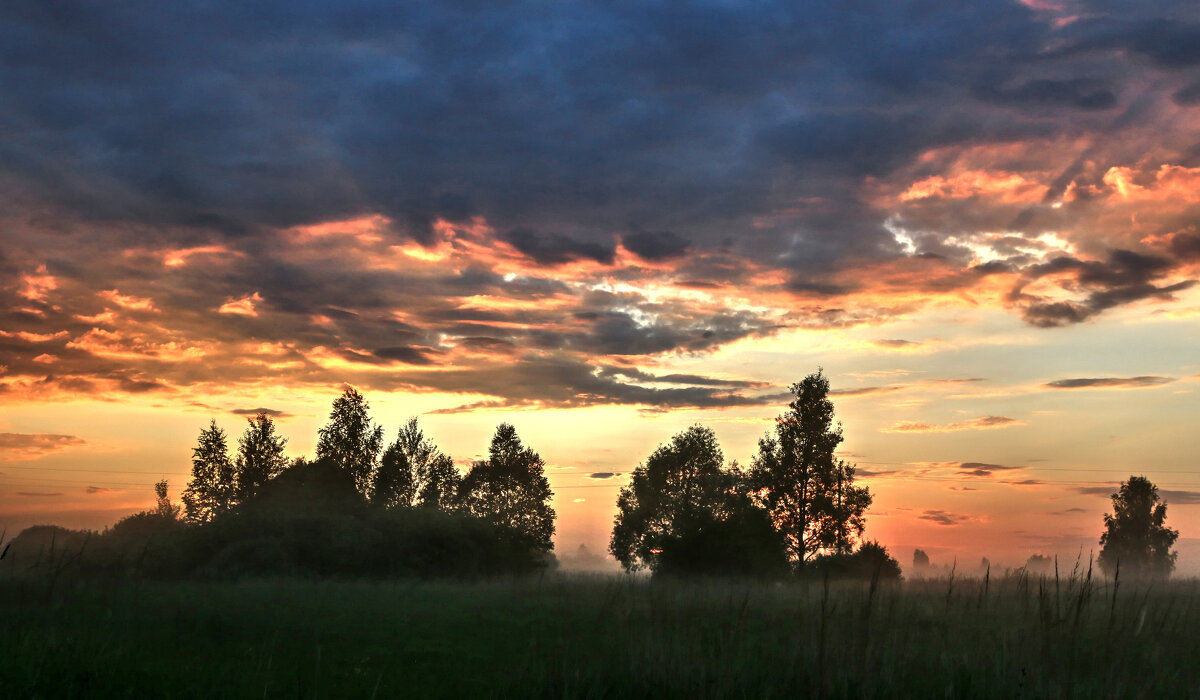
[372,418,460,510]
[808,541,903,582]
[182,420,236,523]
[749,370,872,568]
[460,423,555,554]
[316,386,384,495]
[609,425,787,577]
[1099,475,1179,579]
[913,548,931,570]
[233,412,288,502]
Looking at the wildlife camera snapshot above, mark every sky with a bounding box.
[3,0,1200,572]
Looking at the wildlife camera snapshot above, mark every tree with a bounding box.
[1098,475,1179,579]
[234,412,289,502]
[609,425,787,576]
[749,370,872,568]
[913,548,931,570]
[460,423,555,553]
[154,479,180,521]
[372,417,460,510]
[316,386,384,495]
[182,420,236,523]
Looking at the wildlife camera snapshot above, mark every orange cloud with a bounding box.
[0,432,86,461]
[218,292,264,317]
[899,170,1046,204]
[18,265,57,301]
[98,289,158,312]
[882,415,1022,433]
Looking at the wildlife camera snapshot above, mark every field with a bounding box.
[2,570,1198,698]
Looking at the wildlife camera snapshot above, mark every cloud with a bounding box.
[1050,507,1088,515]
[956,461,1027,477]
[621,231,691,261]
[1044,376,1175,389]
[230,407,294,419]
[0,433,86,461]
[3,1,1200,411]
[882,416,1022,433]
[918,509,977,526]
[587,472,620,480]
[85,486,121,495]
[16,491,63,497]
[830,385,906,397]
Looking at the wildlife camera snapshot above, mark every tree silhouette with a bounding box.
[316,386,384,496]
[418,453,461,510]
[913,548,930,570]
[749,370,872,567]
[460,423,555,553]
[182,420,236,523]
[154,479,180,521]
[609,425,786,576]
[372,418,460,510]
[1098,475,1179,579]
[234,412,289,502]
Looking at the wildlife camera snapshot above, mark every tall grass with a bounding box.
[1,559,1196,698]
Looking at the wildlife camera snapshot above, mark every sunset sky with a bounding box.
[3,0,1200,571]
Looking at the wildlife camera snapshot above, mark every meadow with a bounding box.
[2,568,1197,698]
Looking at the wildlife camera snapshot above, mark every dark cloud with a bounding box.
[1044,376,1174,389]
[1160,489,1200,505]
[621,231,691,261]
[230,407,294,418]
[874,339,920,348]
[976,77,1118,111]
[918,509,974,526]
[501,229,615,266]
[2,0,1199,409]
[17,492,63,497]
[372,346,443,366]
[587,472,619,480]
[1012,249,1197,327]
[957,461,1026,478]
[1077,484,1200,505]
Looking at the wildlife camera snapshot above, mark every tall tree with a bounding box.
[315,386,384,495]
[460,423,555,552]
[609,425,786,576]
[1098,475,1179,579]
[372,417,460,509]
[749,370,872,567]
[234,412,289,502]
[181,420,236,523]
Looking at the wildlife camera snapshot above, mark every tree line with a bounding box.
[2,370,1180,582]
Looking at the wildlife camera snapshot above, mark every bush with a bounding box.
[806,541,903,582]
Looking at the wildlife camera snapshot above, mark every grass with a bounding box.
[2,569,1198,698]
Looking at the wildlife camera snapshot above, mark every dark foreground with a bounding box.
[1,573,1197,698]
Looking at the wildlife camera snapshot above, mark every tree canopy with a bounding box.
[181,420,236,523]
[460,423,555,553]
[316,386,384,495]
[372,417,460,510]
[609,425,787,576]
[1098,475,1179,579]
[749,370,872,567]
[234,412,289,502]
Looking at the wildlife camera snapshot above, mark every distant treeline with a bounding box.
[2,371,1179,582]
